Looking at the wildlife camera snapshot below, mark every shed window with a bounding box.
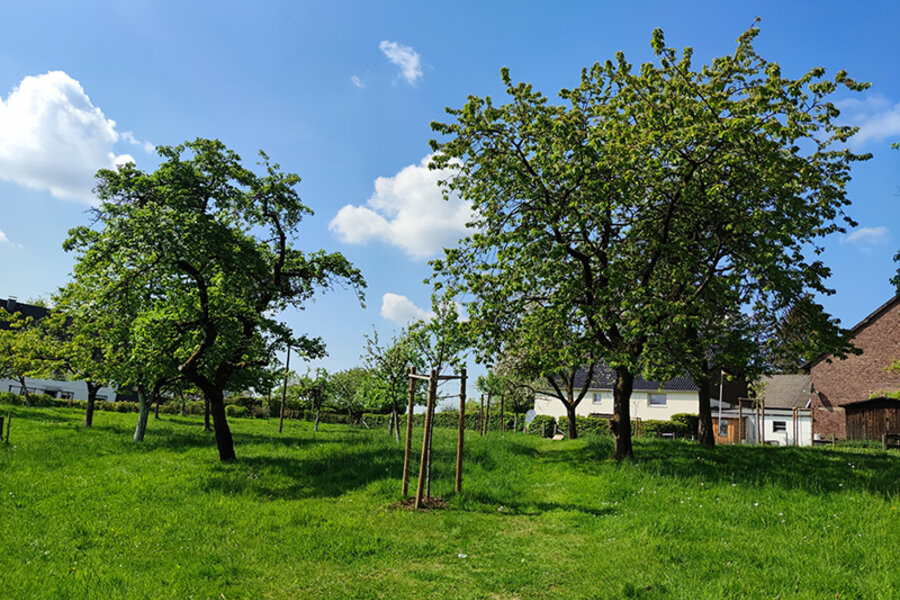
[648,394,667,406]
[772,421,786,432]
[593,392,612,405]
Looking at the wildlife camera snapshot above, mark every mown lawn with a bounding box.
[0,406,898,599]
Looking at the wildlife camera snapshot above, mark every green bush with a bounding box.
[640,419,689,437]
[225,405,250,418]
[0,391,24,406]
[527,415,557,437]
[557,415,610,438]
[671,413,699,435]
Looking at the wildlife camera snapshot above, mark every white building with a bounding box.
[534,362,745,422]
[1,376,119,402]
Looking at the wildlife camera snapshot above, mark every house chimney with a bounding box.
[6,296,16,312]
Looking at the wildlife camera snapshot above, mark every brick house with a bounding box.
[809,296,900,440]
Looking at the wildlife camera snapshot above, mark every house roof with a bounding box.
[757,374,812,409]
[0,297,50,330]
[574,362,698,392]
[804,295,900,370]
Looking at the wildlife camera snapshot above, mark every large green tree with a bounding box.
[64,139,365,461]
[430,25,868,459]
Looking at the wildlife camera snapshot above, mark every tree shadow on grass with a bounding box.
[200,444,403,500]
[539,436,900,500]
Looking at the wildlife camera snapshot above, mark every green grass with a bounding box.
[1,406,899,599]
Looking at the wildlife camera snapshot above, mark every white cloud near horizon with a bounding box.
[381,292,434,325]
[379,40,423,84]
[0,228,8,243]
[836,94,900,148]
[843,226,889,246]
[329,155,472,259]
[350,75,365,88]
[0,71,152,203]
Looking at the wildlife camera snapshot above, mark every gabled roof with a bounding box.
[574,362,698,392]
[0,298,50,331]
[757,374,811,409]
[805,295,900,370]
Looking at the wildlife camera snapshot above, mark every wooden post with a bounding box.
[455,368,466,493]
[4,411,10,443]
[0,416,4,442]
[415,370,437,509]
[738,400,744,443]
[499,394,505,434]
[761,400,765,445]
[793,407,799,447]
[278,344,291,434]
[402,367,417,497]
[485,393,491,434]
[478,395,484,435]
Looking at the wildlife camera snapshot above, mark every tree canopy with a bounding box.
[430,25,869,458]
[64,139,365,460]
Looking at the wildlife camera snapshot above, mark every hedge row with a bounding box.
[529,412,700,439]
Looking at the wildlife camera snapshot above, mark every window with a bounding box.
[592,391,613,405]
[648,393,667,407]
[772,421,786,432]
[59,391,74,400]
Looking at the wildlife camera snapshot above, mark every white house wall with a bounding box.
[742,411,812,447]
[0,377,119,402]
[535,390,699,422]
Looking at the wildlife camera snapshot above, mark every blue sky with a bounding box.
[1,0,898,385]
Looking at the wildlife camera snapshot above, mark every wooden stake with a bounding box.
[761,400,765,445]
[455,368,466,493]
[415,370,437,510]
[499,394,505,435]
[485,393,491,434]
[479,395,484,435]
[4,410,10,443]
[402,367,416,497]
[738,399,743,443]
[278,344,291,434]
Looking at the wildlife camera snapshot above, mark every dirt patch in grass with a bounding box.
[390,496,448,510]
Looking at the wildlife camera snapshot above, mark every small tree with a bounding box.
[362,327,424,440]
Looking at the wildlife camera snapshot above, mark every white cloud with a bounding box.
[0,71,152,203]
[381,293,434,325]
[0,229,8,243]
[329,154,472,259]
[379,40,422,84]
[350,75,365,89]
[836,94,900,147]
[842,226,888,246]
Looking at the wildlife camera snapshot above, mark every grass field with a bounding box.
[0,406,898,599]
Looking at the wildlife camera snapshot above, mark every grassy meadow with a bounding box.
[0,405,898,599]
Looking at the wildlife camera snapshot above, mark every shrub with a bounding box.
[670,413,699,435]
[527,415,557,437]
[640,419,689,438]
[225,405,250,418]
[557,415,610,438]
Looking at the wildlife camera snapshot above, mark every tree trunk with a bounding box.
[84,382,101,428]
[611,367,634,460]
[204,396,211,431]
[134,388,151,442]
[154,393,161,419]
[514,411,518,434]
[206,388,236,461]
[390,401,400,442]
[180,392,186,417]
[696,375,715,447]
[314,408,320,432]
[500,395,505,434]
[18,376,31,407]
[565,402,578,439]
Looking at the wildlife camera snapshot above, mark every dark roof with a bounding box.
[0,298,51,330]
[842,396,900,409]
[757,374,811,409]
[574,362,698,392]
[805,295,900,370]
